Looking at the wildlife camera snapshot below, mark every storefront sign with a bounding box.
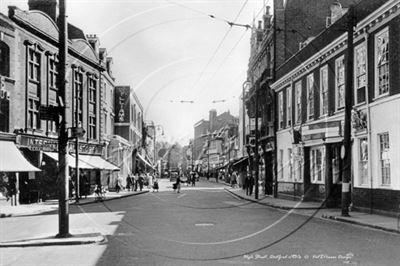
[19,135,58,152]
[302,121,342,142]
[68,142,103,155]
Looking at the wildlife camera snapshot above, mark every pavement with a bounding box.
[1,177,399,249]
[223,184,400,235]
[0,188,149,247]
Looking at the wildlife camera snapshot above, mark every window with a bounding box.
[306,74,314,120]
[320,66,328,116]
[88,76,97,139]
[28,49,41,82]
[0,41,10,77]
[375,27,389,96]
[73,71,83,127]
[293,147,303,182]
[27,97,40,129]
[335,56,345,109]
[310,146,325,184]
[378,132,390,185]
[47,56,58,133]
[279,149,284,180]
[359,138,368,185]
[27,48,41,130]
[286,87,292,127]
[295,81,302,124]
[355,43,367,103]
[288,148,293,181]
[278,91,284,129]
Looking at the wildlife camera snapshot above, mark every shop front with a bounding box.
[0,133,41,204]
[16,134,118,201]
[301,121,343,207]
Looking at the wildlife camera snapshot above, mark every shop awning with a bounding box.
[43,152,119,171]
[0,140,41,172]
[137,153,153,169]
[75,154,120,171]
[43,152,94,169]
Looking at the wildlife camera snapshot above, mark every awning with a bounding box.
[43,152,119,171]
[74,154,120,171]
[0,140,41,172]
[136,153,153,169]
[43,152,94,169]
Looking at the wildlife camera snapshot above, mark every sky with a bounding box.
[0,0,269,145]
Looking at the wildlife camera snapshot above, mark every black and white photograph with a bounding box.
[1,0,400,265]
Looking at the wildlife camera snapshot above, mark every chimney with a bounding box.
[263,6,272,29]
[330,1,344,24]
[86,34,100,54]
[28,0,58,22]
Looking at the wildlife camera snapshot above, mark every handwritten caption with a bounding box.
[244,253,354,263]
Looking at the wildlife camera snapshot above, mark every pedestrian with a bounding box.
[175,174,181,193]
[153,177,159,192]
[248,175,254,196]
[126,174,132,191]
[138,173,144,191]
[191,171,196,187]
[133,173,138,191]
[231,171,237,188]
[245,174,251,196]
[115,177,121,193]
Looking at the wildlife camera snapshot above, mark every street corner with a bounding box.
[0,232,106,248]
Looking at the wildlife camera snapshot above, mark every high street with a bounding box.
[1,179,400,266]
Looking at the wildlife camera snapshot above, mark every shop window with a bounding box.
[295,81,302,124]
[359,138,368,185]
[375,27,389,97]
[293,147,303,182]
[335,56,345,110]
[320,65,328,116]
[278,149,284,181]
[278,91,284,129]
[378,132,390,185]
[310,146,325,184]
[0,41,10,77]
[288,148,293,181]
[286,87,292,127]
[306,73,314,120]
[355,43,367,103]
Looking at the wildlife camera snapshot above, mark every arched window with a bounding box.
[0,41,10,77]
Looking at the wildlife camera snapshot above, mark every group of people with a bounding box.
[122,172,159,193]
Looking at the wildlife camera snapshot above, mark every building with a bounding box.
[0,0,119,203]
[271,0,400,215]
[193,109,238,174]
[245,0,355,197]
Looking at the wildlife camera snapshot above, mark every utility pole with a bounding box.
[254,88,259,200]
[57,0,70,238]
[342,5,355,217]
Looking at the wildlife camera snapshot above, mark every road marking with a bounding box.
[195,223,214,227]
[177,193,186,199]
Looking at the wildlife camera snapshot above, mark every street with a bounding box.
[1,179,400,266]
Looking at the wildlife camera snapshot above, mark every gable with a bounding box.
[70,39,98,62]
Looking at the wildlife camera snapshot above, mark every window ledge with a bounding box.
[373,93,389,101]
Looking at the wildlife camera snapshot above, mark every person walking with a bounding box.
[231,171,237,188]
[153,177,159,192]
[191,171,196,187]
[176,174,181,193]
[115,177,121,193]
[133,173,138,191]
[138,173,144,191]
[245,174,251,196]
[126,174,132,191]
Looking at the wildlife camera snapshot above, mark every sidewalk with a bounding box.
[225,186,400,235]
[0,189,148,247]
